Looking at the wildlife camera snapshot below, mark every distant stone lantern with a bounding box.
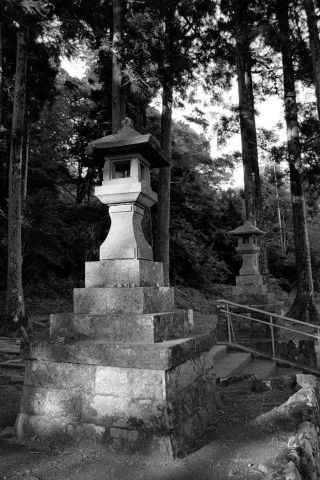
[229,221,267,296]
[86,117,169,263]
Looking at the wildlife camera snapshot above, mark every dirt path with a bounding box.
[0,382,295,480]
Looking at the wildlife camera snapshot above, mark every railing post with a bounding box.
[270,315,276,359]
[315,329,320,369]
[226,304,232,344]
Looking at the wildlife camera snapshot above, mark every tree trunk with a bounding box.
[0,20,3,133]
[155,77,173,286]
[276,0,319,323]
[304,0,320,121]
[233,0,267,275]
[22,112,29,199]
[5,26,30,335]
[0,19,6,205]
[112,0,124,133]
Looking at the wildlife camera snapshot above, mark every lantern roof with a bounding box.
[229,221,265,236]
[86,117,170,168]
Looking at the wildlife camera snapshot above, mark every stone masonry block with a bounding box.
[82,394,168,429]
[24,360,95,392]
[15,413,71,440]
[85,259,164,288]
[165,348,216,396]
[95,366,165,399]
[20,386,81,419]
[15,413,106,442]
[50,310,193,343]
[73,287,174,315]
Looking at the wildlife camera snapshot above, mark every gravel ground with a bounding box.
[0,378,296,480]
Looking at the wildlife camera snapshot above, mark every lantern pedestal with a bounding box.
[16,261,218,457]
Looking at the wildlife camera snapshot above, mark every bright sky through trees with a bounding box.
[60,56,291,188]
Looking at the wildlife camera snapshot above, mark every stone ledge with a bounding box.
[50,310,193,343]
[73,286,174,315]
[21,333,217,370]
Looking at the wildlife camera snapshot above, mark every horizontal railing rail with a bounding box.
[217,308,320,340]
[216,299,320,370]
[217,299,320,332]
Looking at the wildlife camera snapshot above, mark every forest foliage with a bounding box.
[2,0,320,319]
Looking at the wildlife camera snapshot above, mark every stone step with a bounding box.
[0,359,25,369]
[241,359,277,378]
[215,352,252,380]
[50,310,193,343]
[211,344,228,361]
[0,337,20,355]
[74,286,174,315]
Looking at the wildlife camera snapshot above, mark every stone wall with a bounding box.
[256,374,320,479]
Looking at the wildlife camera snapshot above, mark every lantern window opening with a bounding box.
[111,159,131,179]
[242,236,249,245]
[140,162,147,182]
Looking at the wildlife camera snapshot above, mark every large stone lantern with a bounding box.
[84,118,168,288]
[15,118,219,458]
[86,117,165,262]
[229,221,267,296]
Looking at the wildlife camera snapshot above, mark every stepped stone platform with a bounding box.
[16,276,218,457]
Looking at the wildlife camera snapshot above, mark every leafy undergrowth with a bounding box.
[175,286,220,334]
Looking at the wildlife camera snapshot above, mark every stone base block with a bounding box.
[50,310,193,343]
[232,284,268,296]
[21,333,216,370]
[73,286,174,315]
[85,259,164,288]
[236,274,264,287]
[16,345,218,457]
[230,291,275,306]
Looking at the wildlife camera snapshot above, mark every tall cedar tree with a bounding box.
[276,0,320,323]
[112,0,125,133]
[233,0,263,226]
[232,0,267,275]
[155,4,175,286]
[0,20,2,135]
[6,25,30,334]
[303,0,320,121]
[0,20,4,202]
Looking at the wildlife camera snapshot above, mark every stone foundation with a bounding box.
[16,263,219,457]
